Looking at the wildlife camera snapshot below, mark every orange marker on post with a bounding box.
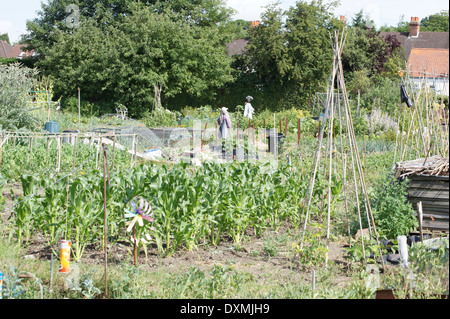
[59,240,71,273]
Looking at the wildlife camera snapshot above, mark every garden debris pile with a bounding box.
[395,155,449,178]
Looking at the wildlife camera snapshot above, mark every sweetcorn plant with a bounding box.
[8,158,338,259]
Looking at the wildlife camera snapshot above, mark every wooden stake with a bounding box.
[72,134,78,171]
[285,117,288,137]
[134,135,137,166]
[112,136,116,171]
[133,225,137,266]
[131,134,135,167]
[318,121,322,138]
[49,254,54,294]
[102,143,109,298]
[46,137,50,157]
[201,122,207,150]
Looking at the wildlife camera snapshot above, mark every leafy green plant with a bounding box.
[361,174,418,239]
[0,266,26,299]
[345,238,390,263]
[291,223,329,270]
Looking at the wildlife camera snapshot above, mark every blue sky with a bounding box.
[0,0,448,44]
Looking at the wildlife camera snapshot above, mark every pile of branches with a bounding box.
[395,156,449,178]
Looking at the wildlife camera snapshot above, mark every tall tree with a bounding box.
[23,0,234,53]
[421,10,449,32]
[243,0,339,110]
[342,10,402,93]
[37,3,233,115]
[0,33,10,44]
[351,9,376,29]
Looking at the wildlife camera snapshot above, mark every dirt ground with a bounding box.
[20,229,355,286]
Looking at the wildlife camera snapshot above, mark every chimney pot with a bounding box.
[409,16,420,37]
[251,21,260,27]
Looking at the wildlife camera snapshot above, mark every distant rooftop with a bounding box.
[0,40,35,59]
[380,31,449,59]
[407,48,449,78]
[379,16,449,59]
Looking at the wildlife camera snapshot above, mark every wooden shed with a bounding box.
[395,156,449,234]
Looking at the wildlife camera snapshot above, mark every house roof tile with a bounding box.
[0,41,35,59]
[0,40,12,58]
[407,48,449,78]
[380,31,449,59]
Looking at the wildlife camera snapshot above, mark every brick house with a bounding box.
[0,40,36,59]
[380,17,449,96]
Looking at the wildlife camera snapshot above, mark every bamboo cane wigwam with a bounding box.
[299,28,385,268]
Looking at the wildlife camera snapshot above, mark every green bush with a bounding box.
[0,63,39,131]
[357,174,418,239]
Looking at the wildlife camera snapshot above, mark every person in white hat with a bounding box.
[217,107,232,139]
[244,96,254,120]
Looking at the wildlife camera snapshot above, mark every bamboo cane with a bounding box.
[337,79,351,245]
[285,117,288,137]
[102,143,109,298]
[72,134,78,171]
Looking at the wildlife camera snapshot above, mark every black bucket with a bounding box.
[267,132,285,154]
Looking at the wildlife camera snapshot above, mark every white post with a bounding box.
[417,201,424,242]
[397,235,409,268]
